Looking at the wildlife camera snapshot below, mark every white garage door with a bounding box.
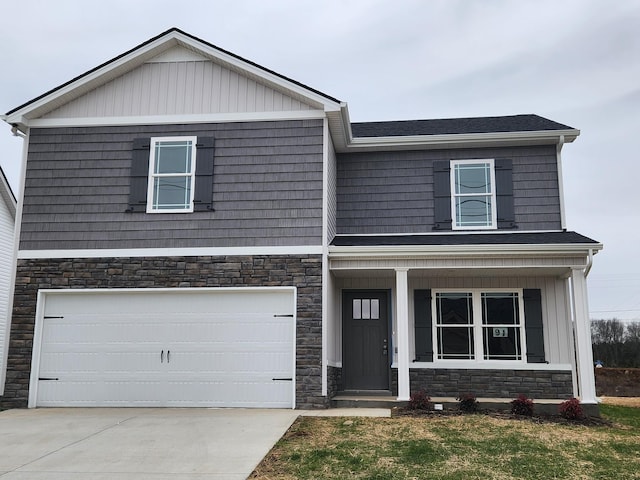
[31,288,295,408]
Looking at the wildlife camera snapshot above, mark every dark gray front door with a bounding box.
[342,291,389,391]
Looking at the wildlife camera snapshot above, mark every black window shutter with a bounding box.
[433,161,452,230]
[495,158,516,229]
[414,289,433,362]
[523,288,546,363]
[126,138,151,213]
[193,137,215,212]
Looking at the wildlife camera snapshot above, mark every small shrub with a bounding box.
[559,397,584,420]
[408,389,433,410]
[457,393,479,413]
[511,394,534,416]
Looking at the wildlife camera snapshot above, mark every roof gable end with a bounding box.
[5,28,343,128]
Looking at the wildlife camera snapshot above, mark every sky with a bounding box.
[0,0,639,321]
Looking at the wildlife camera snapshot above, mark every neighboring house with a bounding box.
[0,28,601,411]
[0,166,16,396]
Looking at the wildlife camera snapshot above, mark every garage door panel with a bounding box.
[35,289,295,408]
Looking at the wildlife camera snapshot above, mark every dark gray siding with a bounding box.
[336,145,561,234]
[21,120,324,250]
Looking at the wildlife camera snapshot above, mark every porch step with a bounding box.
[331,394,407,409]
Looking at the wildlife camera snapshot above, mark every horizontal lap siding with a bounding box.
[336,146,561,234]
[20,120,324,250]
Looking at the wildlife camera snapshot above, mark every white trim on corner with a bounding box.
[18,245,324,259]
[321,117,329,398]
[24,110,327,129]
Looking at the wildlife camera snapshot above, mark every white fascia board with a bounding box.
[329,242,603,258]
[26,110,327,129]
[18,245,323,259]
[340,129,580,152]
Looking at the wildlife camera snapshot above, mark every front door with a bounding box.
[342,291,390,391]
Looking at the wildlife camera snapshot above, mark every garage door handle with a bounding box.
[161,350,164,363]
[167,350,170,363]
[272,378,293,381]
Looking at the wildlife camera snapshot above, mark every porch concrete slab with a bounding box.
[0,408,298,479]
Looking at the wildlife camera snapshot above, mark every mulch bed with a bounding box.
[391,406,613,427]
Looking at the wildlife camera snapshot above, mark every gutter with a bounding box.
[331,129,580,153]
[329,242,603,258]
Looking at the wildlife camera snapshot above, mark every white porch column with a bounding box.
[395,268,410,401]
[571,267,597,404]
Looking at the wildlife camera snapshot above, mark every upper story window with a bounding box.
[450,159,497,230]
[128,136,214,214]
[147,137,197,213]
[432,158,515,231]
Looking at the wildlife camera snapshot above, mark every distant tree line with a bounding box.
[591,319,640,368]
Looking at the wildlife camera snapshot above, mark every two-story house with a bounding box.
[1,28,601,412]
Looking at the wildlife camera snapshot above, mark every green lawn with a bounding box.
[251,405,640,480]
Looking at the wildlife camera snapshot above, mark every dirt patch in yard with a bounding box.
[599,396,640,408]
[595,367,640,396]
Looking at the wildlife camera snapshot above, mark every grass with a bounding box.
[250,404,640,480]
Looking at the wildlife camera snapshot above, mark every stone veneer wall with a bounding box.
[327,365,342,399]
[406,368,573,399]
[1,255,324,409]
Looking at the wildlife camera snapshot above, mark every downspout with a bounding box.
[584,248,594,277]
[556,135,567,230]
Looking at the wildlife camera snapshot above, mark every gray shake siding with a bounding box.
[336,145,561,234]
[1,255,325,410]
[21,119,324,250]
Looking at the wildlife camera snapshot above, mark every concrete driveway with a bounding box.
[0,408,299,479]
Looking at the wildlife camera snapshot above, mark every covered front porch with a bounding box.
[324,233,601,409]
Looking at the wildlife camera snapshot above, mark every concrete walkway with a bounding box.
[0,408,300,479]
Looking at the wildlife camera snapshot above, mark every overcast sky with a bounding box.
[1,0,639,321]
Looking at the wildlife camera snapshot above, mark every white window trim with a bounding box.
[450,158,497,230]
[432,288,527,364]
[146,136,197,213]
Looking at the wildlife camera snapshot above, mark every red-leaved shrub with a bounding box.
[457,393,479,413]
[559,397,584,420]
[408,389,433,410]
[511,394,534,416]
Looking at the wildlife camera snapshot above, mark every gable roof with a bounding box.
[4,28,344,125]
[3,28,578,152]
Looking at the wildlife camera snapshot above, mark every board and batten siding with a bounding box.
[336,146,561,234]
[41,58,315,119]
[20,120,324,250]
